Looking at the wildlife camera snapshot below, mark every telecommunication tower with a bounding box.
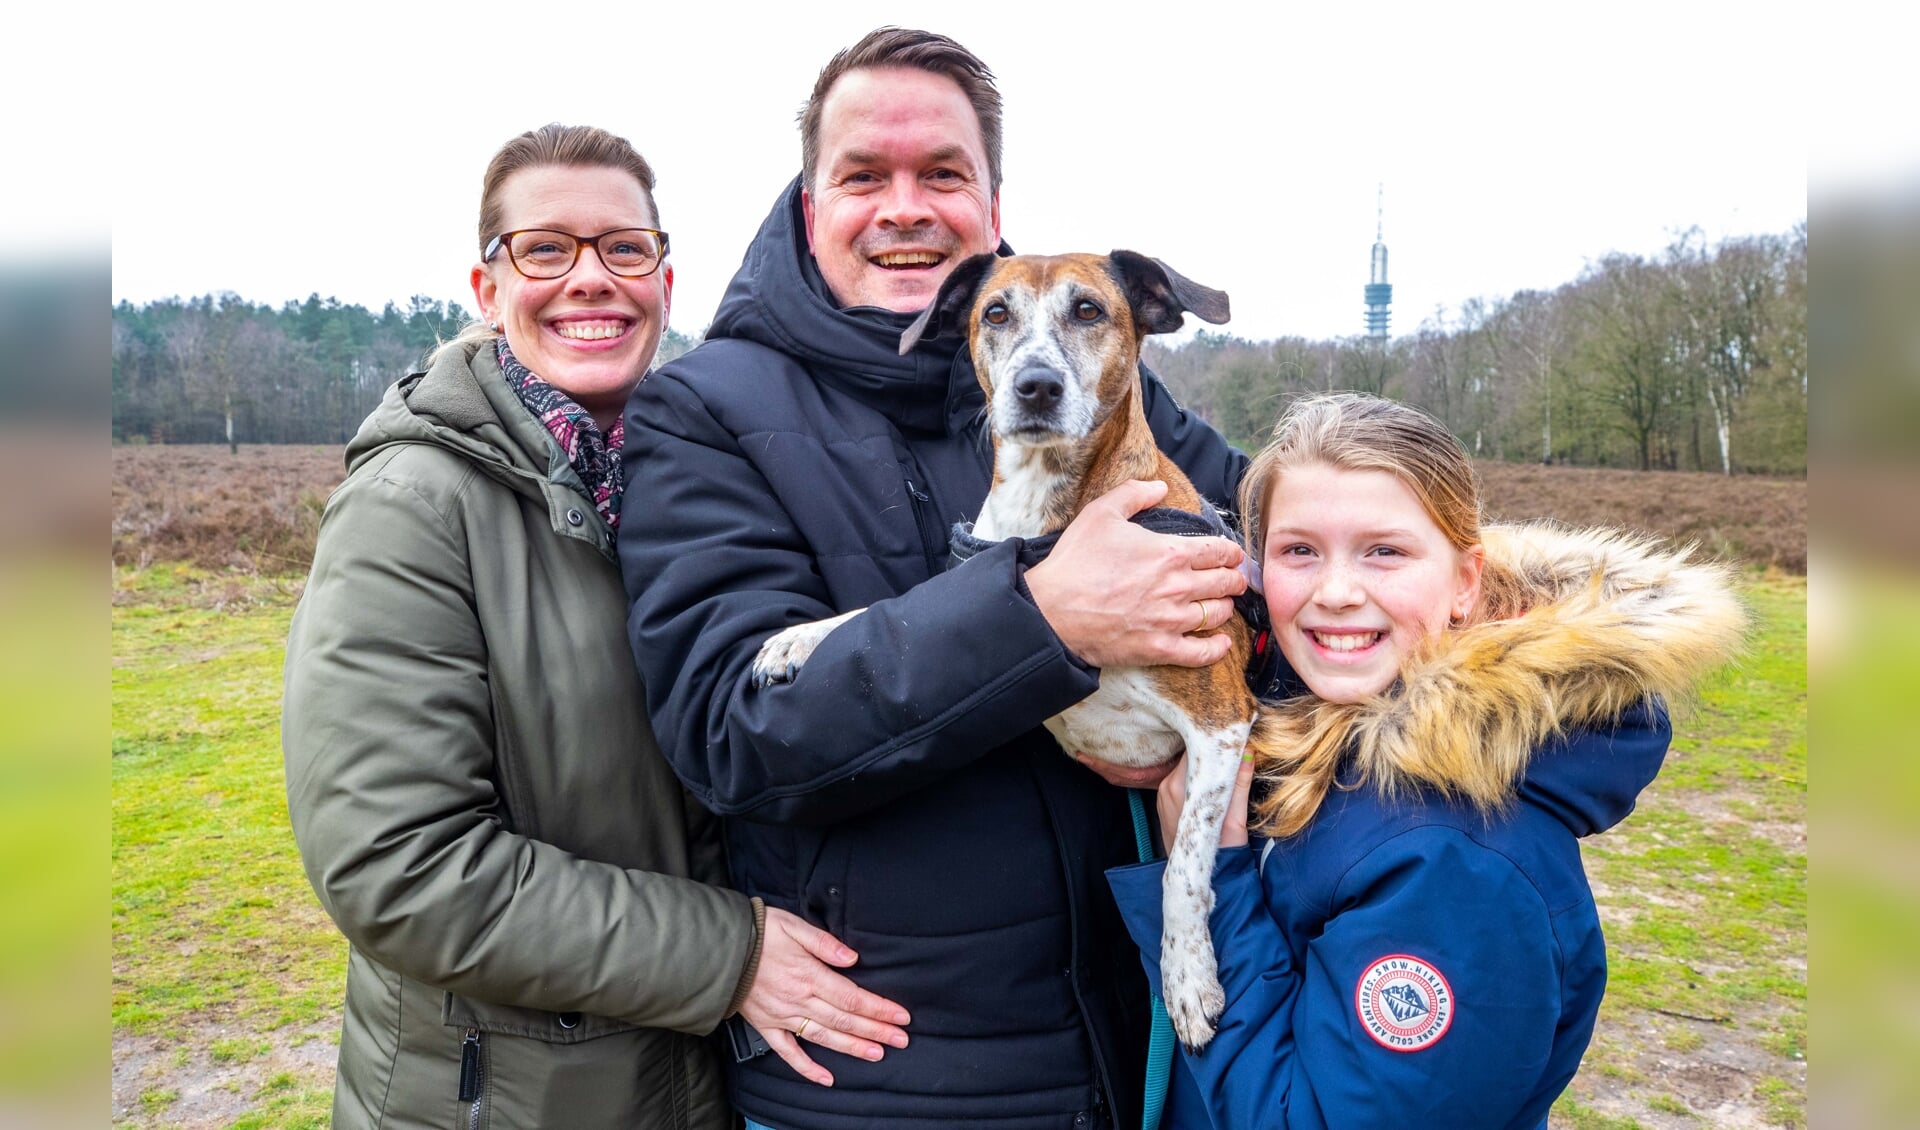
[1364,185,1392,340]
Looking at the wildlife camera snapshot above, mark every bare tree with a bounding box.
[1570,255,1683,470]
[162,293,269,454]
[1482,289,1569,463]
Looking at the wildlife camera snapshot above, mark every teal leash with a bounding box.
[1128,789,1173,1130]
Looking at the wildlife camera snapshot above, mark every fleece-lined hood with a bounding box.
[705,178,1011,435]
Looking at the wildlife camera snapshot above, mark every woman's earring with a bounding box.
[488,321,500,332]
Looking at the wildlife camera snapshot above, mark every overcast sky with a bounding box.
[90,3,1831,343]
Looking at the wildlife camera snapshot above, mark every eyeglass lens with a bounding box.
[506,230,664,278]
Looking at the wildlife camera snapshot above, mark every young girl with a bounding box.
[1107,393,1743,1129]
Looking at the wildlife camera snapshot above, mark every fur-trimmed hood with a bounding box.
[1250,522,1747,837]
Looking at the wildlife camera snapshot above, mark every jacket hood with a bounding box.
[1252,522,1746,838]
[1516,699,1671,836]
[705,177,1006,434]
[344,340,608,548]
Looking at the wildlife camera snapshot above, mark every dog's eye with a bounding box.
[983,303,1009,326]
[1074,300,1104,322]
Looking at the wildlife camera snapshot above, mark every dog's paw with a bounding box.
[1162,936,1225,1052]
[748,611,862,690]
[1166,975,1224,1052]
[750,624,823,688]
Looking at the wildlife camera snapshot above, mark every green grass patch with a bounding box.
[1755,1076,1803,1127]
[1552,1094,1648,1130]
[137,1086,178,1114]
[230,1079,332,1130]
[1656,579,1806,813]
[112,566,346,1038]
[209,1036,272,1064]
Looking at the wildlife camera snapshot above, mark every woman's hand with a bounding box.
[738,907,912,1087]
[1155,752,1258,855]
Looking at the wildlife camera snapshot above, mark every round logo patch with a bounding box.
[1355,954,1454,1052]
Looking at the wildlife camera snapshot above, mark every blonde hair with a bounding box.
[435,124,662,363]
[1240,393,1485,836]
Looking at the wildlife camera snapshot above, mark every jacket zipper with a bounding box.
[904,478,945,574]
[458,1027,485,1126]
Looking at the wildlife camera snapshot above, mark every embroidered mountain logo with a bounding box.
[1355,954,1453,1052]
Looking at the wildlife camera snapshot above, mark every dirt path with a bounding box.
[111,1021,336,1128]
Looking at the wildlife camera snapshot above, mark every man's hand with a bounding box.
[1026,479,1247,669]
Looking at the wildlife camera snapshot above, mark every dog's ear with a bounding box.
[1108,250,1231,335]
[900,253,1000,355]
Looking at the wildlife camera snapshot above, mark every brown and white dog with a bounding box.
[751,250,1255,1049]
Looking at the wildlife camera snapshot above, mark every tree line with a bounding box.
[116,224,1802,474]
[111,293,696,449]
[1147,225,1806,475]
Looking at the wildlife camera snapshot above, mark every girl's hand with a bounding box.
[1155,752,1259,855]
[739,908,912,1087]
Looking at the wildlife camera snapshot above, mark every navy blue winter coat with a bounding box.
[618,180,1248,1130]
[1107,692,1670,1130]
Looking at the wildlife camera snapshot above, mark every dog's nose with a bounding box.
[1012,367,1065,411]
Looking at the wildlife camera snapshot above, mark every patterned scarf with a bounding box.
[496,339,625,532]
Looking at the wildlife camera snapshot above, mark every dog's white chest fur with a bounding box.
[974,446,1068,543]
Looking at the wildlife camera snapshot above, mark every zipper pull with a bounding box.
[905,479,930,503]
[458,1028,481,1101]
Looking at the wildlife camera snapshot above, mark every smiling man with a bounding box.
[801,63,1000,312]
[618,28,1249,1130]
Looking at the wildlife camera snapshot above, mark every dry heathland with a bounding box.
[111,444,1808,576]
[112,445,344,574]
[1477,462,1806,574]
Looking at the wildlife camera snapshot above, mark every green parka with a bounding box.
[283,340,754,1129]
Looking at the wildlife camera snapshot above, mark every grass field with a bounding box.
[112,568,338,1128]
[109,447,1807,1127]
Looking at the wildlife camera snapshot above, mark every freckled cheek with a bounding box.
[1261,576,1312,630]
[1376,576,1453,638]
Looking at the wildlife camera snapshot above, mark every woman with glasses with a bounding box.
[283,124,910,1129]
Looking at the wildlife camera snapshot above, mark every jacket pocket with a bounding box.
[799,827,852,942]
[442,992,639,1045]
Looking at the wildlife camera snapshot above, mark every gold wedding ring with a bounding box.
[1193,599,1213,633]
[795,1018,812,1039]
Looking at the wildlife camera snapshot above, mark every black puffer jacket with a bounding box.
[619,179,1247,1130]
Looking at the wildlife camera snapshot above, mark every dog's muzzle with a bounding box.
[1003,364,1069,435]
